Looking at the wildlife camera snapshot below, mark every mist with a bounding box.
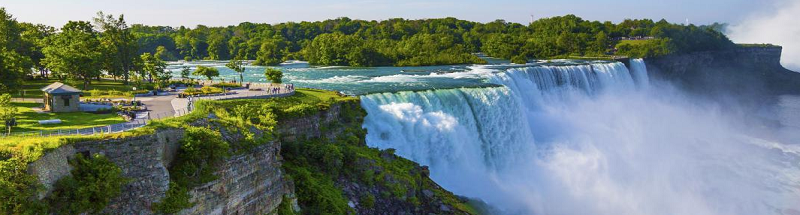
[728,0,800,71]
[361,61,800,215]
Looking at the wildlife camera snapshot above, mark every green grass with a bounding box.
[615,39,653,47]
[10,102,126,133]
[14,79,140,99]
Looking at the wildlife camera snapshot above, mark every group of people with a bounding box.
[269,84,294,94]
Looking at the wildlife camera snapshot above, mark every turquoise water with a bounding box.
[166,59,612,95]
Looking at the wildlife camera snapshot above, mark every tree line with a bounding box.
[0,8,735,93]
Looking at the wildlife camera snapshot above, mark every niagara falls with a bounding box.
[2,1,800,214]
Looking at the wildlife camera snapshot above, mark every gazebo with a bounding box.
[41,82,82,112]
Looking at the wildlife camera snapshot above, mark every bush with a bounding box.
[152,182,193,214]
[510,55,528,64]
[211,83,242,88]
[0,157,47,214]
[170,126,229,188]
[46,154,128,214]
[180,86,224,97]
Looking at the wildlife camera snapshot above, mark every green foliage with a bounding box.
[283,162,353,215]
[0,94,18,134]
[0,8,37,94]
[616,38,675,58]
[510,55,527,64]
[225,58,246,83]
[94,12,138,83]
[41,21,104,89]
[359,193,375,209]
[180,66,191,80]
[210,82,242,88]
[192,65,219,80]
[152,182,193,214]
[0,157,47,214]
[181,86,224,97]
[254,38,286,66]
[46,153,128,214]
[265,68,283,84]
[170,126,229,188]
[277,195,297,215]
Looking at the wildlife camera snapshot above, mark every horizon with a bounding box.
[0,0,785,28]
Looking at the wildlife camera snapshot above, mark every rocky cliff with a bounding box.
[28,98,474,215]
[643,47,800,99]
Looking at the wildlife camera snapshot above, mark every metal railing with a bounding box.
[2,85,295,138]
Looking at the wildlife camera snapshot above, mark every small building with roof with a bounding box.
[41,82,82,112]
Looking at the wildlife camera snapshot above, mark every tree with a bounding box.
[42,21,103,89]
[225,58,246,84]
[154,45,175,61]
[264,68,282,84]
[140,52,168,87]
[18,23,54,79]
[254,38,285,66]
[0,94,17,134]
[592,31,610,54]
[180,66,191,80]
[94,12,138,84]
[193,66,219,80]
[0,8,29,93]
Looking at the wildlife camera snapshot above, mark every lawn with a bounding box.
[616,39,653,48]
[13,79,139,99]
[9,102,127,133]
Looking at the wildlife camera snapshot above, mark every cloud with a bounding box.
[728,0,800,71]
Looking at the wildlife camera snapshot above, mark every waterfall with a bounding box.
[360,59,800,215]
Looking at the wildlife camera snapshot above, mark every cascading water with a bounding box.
[360,60,800,215]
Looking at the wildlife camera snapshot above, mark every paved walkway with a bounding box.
[3,85,295,137]
[170,88,295,117]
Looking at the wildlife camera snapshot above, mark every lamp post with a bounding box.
[132,87,137,105]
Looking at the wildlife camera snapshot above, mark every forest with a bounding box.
[0,8,735,93]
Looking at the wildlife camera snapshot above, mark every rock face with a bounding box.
[179,141,295,215]
[645,47,800,100]
[28,127,294,215]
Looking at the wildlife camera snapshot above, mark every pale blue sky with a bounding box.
[0,0,784,27]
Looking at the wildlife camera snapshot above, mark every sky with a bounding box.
[0,0,782,27]
[2,0,798,70]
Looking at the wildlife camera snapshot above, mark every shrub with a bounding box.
[511,55,528,64]
[359,193,375,209]
[0,157,47,214]
[211,83,242,88]
[170,126,229,188]
[46,154,128,214]
[152,182,193,214]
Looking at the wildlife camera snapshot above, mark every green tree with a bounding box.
[18,23,54,79]
[0,8,29,93]
[42,21,104,89]
[94,12,138,83]
[264,68,282,84]
[254,38,286,66]
[154,45,175,60]
[225,58,246,84]
[0,94,17,134]
[140,52,169,87]
[180,66,191,80]
[193,66,219,80]
[592,31,610,54]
